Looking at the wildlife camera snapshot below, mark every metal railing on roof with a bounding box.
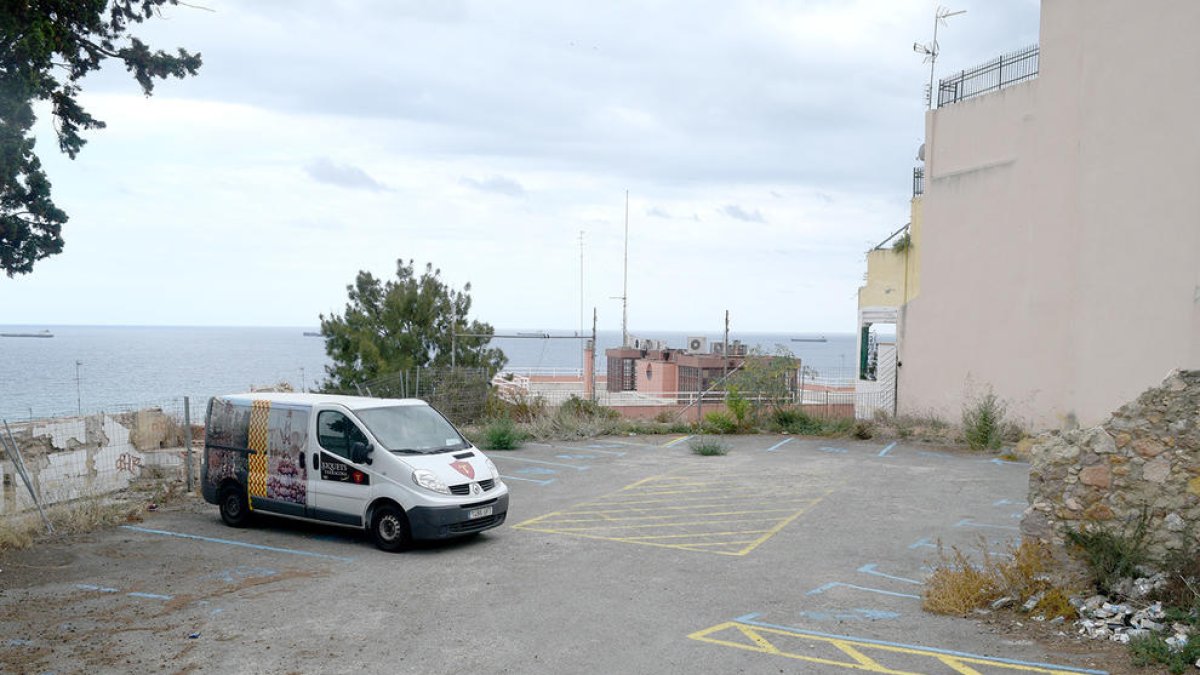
[938,44,1039,107]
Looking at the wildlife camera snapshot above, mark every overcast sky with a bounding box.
[1,0,1039,332]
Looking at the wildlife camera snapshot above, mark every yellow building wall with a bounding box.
[857,196,921,311]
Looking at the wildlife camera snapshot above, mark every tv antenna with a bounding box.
[913,6,966,109]
[610,191,630,347]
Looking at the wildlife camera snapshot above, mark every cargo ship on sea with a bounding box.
[0,329,53,338]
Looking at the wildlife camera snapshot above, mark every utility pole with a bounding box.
[299,367,306,393]
[621,190,630,348]
[591,307,598,402]
[723,310,730,381]
[579,229,586,372]
[74,360,82,415]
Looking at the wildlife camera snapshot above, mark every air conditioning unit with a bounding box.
[731,341,748,356]
[711,341,725,355]
[687,336,707,353]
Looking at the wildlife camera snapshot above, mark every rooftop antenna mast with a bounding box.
[913,6,966,109]
[611,191,630,347]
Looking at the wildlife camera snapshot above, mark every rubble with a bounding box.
[1074,590,1193,649]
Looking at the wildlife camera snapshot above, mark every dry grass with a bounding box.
[0,497,145,555]
[924,539,1065,616]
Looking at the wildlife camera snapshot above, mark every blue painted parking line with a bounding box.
[514,466,557,475]
[878,441,897,457]
[993,498,1021,506]
[988,457,1026,466]
[119,525,356,562]
[857,563,923,586]
[805,581,921,600]
[819,446,847,454]
[499,474,556,485]
[727,614,1109,675]
[76,584,174,601]
[955,518,1021,532]
[556,454,597,460]
[792,607,901,622]
[490,456,590,471]
[764,438,794,453]
[908,537,936,550]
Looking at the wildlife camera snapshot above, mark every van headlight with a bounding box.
[486,458,498,478]
[412,469,450,494]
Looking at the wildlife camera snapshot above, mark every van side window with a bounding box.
[317,411,368,459]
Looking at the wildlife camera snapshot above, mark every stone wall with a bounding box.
[1022,370,1200,558]
[0,409,200,515]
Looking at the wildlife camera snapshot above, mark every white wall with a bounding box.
[899,0,1200,429]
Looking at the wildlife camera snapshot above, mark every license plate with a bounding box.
[468,506,493,520]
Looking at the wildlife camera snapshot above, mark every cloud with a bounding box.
[646,206,671,218]
[459,174,526,197]
[720,204,766,223]
[304,157,387,192]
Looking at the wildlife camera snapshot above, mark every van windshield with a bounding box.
[354,405,468,454]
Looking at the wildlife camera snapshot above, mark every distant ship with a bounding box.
[791,335,827,343]
[303,331,323,337]
[1,329,53,338]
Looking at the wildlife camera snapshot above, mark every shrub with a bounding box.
[690,438,729,456]
[852,421,874,440]
[561,395,620,420]
[1064,510,1152,596]
[924,547,999,615]
[1129,634,1200,675]
[962,390,1007,451]
[726,387,753,431]
[924,540,1062,616]
[481,417,523,450]
[653,410,676,424]
[1152,539,1200,619]
[703,412,737,435]
[772,408,823,435]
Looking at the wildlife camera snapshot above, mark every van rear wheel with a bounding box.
[371,504,410,552]
[218,485,251,527]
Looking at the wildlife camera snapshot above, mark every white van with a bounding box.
[200,393,508,551]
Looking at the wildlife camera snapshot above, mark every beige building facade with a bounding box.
[891,0,1200,429]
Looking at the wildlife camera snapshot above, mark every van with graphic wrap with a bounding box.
[200,393,508,551]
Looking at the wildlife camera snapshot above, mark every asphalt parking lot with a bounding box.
[0,435,1117,674]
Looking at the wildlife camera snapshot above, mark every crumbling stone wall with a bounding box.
[1022,370,1200,558]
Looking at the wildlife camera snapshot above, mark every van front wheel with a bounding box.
[218,485,251,528]
[371,505,410,552]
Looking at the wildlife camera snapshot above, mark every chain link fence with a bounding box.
[0,397,201,518]
[343,367,492,425]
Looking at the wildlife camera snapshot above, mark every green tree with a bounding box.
[727,345,799,417]
[1,1,202,276]
[320,259,508,391]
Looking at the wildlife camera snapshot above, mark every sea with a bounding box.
[0,325,857,422]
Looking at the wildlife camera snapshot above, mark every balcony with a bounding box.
[937,44,1039,108]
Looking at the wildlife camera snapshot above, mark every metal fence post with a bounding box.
[183,397,194,493]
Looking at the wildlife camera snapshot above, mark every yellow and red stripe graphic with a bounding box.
[247,400,271,504]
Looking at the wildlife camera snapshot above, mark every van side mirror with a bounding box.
[351,441,374,465]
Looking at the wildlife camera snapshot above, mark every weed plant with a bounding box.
[962,390,1007,451]
[689,438,729,456]
[480,417,523,450]
[1064,510,1152,595]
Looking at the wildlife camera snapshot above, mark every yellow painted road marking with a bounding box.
[689,621,1102,675]
[514,472,834,556]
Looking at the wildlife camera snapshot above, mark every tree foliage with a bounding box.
[727,345,800,415]
[320,259,508,391]
[1,0,202,276]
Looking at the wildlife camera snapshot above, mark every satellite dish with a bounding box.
[917,143,925,161]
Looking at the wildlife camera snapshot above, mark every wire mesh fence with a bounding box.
[0,397,201,517]
[349,367,493,425]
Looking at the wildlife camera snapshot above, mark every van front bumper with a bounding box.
[407,493,509,540]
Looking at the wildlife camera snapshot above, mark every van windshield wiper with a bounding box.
[389,448,423,454]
